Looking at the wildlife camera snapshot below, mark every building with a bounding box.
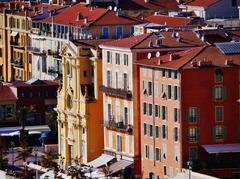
[181,0,240,20]
[136,44,240,179]
[55,39,106,168]
[9,78,58,125]
[99,31,205,178]
[0,82,17,127]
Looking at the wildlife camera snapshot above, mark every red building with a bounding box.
[9,78,58,125]
[136,43,240,178]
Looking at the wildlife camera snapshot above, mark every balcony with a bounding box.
[48,67,62,78]
[27,46,46,56]
[104,119,133,135]
[47,49,61,58]
[10,41,24,49]
[11,58,24,68]
[100,85,132,100]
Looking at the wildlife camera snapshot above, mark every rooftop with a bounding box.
[184,0,221,7]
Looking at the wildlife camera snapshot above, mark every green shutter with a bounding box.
[237,125,240,140]
[186,128,190,142]
[223,86,227,100]
[197,108,200,122]
[212,87,216,100]
[224,126,227,141]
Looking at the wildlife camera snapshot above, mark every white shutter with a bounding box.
[125,135,129,154]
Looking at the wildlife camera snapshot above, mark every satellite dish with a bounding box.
[147,53,152,59]
[114,6,117,12]
[156,51,160,57]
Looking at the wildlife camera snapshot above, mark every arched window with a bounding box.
[67,61,71,76]
[66,94,73,109]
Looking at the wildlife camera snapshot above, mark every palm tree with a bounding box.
[15,106,29,130]
[41,149,58,168]
[15,140,33,179]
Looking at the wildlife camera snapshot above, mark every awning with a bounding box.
[202,143,240,154]
[26,162,49,172]
[11,31,18,36]
[87,154,115,168]
[109,160,133,175]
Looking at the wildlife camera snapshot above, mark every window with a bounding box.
[108,103,112,120]
[144,123,147,135]
[215,106,223,122]
[116,26,123,39]
[123,73,128,90]
[168,85,172,99]
[187,127,199,142]
[155,105,159,117]
[130,26,134,35]
[107,51,111,63]
[145,145,149,159]
[187,107,200,123]
[164,166,167,176]
[149,104,153,116]
[149,125,153,137]
[42,57,47,73]
[83,70,87,77]
[174,108,179,122]
[167,70,172,78]
[102,26,109,38]
[67,61,71,76]
[161,106,167,120]
[115,53,120,65]
[155,126,160,138]
[215,69,223,82]
[174,127,179,141]
[107,70,111,87]
[148,82,152,96]
[162,125,167,139]
[143,102,147,115]
[117,135,122,152]
[124,107,129,125]
[174,86,178,100]
[212,86,227,100]
[161,69,166,77]
[124,54,128,66]
[174,71,178,79]
[155,148,161,161]
[214,126,226,140]
[189,147,198,160]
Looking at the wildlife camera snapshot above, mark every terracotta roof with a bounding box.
[40,3,140,26]
[118,0,179,11]
[136,47,205,69]
[185,0,221,7]
[101,31,206,49]
[0,84,16,101]
[182,46,240,69]
[145,15,193,27]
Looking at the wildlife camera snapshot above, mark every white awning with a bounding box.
[202,143,240,154]
[11,31,18,36]
[26,162,49,172]
[109,160,133,175]
[87,154,115,168]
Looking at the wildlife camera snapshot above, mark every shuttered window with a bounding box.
[215,106,223,122]
[186,107,200,123]
[212,86,227,100]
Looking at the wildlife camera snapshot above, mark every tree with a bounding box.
[15,106,29,130]
[0,136,8,170]
[48,111,57,131]
[41,150,58,168]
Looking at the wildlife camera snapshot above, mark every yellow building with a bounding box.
[55,40,104,167]
[1,2,33,82]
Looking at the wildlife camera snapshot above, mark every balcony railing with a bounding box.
[10,41,24,49]
[48,67,63,78]
[27,46,46,55]
[11,58,23,68]
[100,85,132,99]
[104,119,133,135]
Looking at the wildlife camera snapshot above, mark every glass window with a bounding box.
[145,145,149,159]
[214,126,226,140]
[143,102,147,115]
[155,126,160,138]
[187,127,199,142]
[149,125,153,137]
[161,106,167,120]
[124,54,128,66]
[155,148,161,161]
[155,105,159,117]
[213,86,227,100]
[148,82,152,95]
[115,53,120,65]
[215,69,223,82]
[102,26,109,38]
[215,106,223,122]
[187,107,200,123]
[117,135,122,152]
[189,147,198,160]
[107,51,111,63]
[123,73,128,90]
[107,70,111,87]
[174,108,179,122]
[149,104,152,116]
[116,26,123,39]
[162,125,167,139]
[174,127,179,141]
[144,123,147,135]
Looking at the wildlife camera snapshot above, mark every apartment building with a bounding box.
[136,43,240,179]
[55,39,106,168]
[99,31,205,178]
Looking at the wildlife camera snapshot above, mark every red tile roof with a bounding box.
[101,31,206,49]
[40,3,140,26]
[136,47,205,69]
[145,15,193,27]
[185,0,221,7]
[0,84,16,101]
[118,0,179,11]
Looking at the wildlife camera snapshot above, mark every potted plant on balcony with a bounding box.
[126,125,133,133]
[117,121,124,128]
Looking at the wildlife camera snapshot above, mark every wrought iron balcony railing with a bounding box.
[100,85,132,99]
[104,119,133,135]
[11,58,23,68]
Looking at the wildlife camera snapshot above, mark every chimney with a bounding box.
[225,59,234,66]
